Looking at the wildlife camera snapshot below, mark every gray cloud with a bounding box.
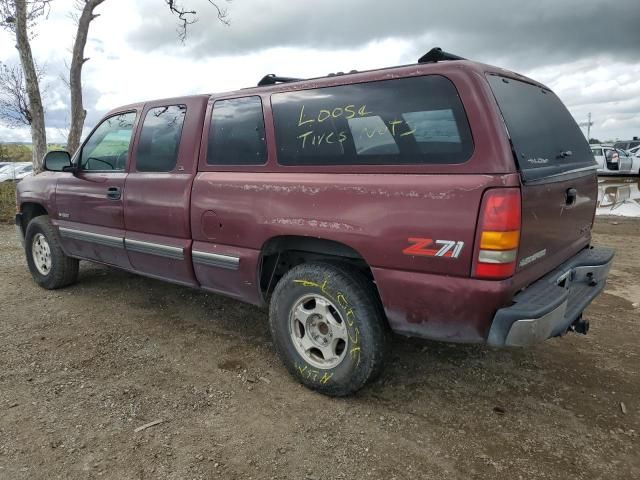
[39,69,104,140]
[2,0,639,143]
[127,0,640,69]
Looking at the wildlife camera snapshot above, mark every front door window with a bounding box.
[80,112,137,171]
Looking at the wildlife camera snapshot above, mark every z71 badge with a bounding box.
[403,238,464,258]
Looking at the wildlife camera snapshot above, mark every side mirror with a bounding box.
[43,150,72,172]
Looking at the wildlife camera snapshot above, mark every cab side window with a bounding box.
[80,112,137,171]
[136,105,187,172]
[271,76,474,166]
[207,96,266,165]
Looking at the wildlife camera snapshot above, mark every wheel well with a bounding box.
[259,236,376,299]
[19,203,48,233]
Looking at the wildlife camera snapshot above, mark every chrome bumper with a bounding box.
[488,246,615,347]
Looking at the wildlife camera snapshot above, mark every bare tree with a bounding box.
[0,0,51,170]
[165,0,229,42]
[66,0,105,155]
[0,62,32,127]
[0,61,45,127]
[66,0,230,154]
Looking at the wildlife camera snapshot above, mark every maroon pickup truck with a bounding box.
[16,48,614,396]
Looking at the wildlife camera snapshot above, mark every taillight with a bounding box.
[473,188,521,279]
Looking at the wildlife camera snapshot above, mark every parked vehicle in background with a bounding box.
[628,146,640,175]
[615,149,636,175]
[15,48,614,396]
[0,163,33,182]
[591,145,636,175]
[613,138,640,151]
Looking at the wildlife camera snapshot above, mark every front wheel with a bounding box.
[25,215,79,289]
[269,262,389,396]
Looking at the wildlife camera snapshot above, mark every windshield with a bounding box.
[487,74,596,182]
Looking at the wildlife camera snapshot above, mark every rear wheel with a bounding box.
[25,216,79,289]
[269,262,389,396]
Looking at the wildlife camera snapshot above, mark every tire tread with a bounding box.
[25,215,79,289]
[269,261,389,396]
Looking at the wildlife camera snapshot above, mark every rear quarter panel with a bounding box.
[190,172,521,277]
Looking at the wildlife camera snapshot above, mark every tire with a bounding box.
[25,215,79,289]
[269,262,389,396]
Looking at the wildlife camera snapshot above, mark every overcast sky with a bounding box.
[1,0,639,144]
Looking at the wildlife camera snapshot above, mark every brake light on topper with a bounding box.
[473,188,521,279]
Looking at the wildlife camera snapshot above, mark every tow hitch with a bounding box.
[570,315,590,335]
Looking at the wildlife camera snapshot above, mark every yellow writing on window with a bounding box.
[297,104,372,127]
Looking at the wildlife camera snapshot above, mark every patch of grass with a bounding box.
[0,182,17,223]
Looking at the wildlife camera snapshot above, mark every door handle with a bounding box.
[106,186,121,200]
[565,187,577,206]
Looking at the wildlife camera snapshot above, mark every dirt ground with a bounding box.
[0,217,638,480]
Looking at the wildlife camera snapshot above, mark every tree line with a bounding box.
[0,142,32,162]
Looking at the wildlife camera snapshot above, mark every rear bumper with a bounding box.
[487,246,614,347]
[15,213,24,247]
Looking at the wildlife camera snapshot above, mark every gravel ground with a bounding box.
[0,218,638,479]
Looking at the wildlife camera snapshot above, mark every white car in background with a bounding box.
[591,145,636,175]
[0,162,34,182]
[613,139,640,151]
[627,145,640,173]
[628,145,640,155]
